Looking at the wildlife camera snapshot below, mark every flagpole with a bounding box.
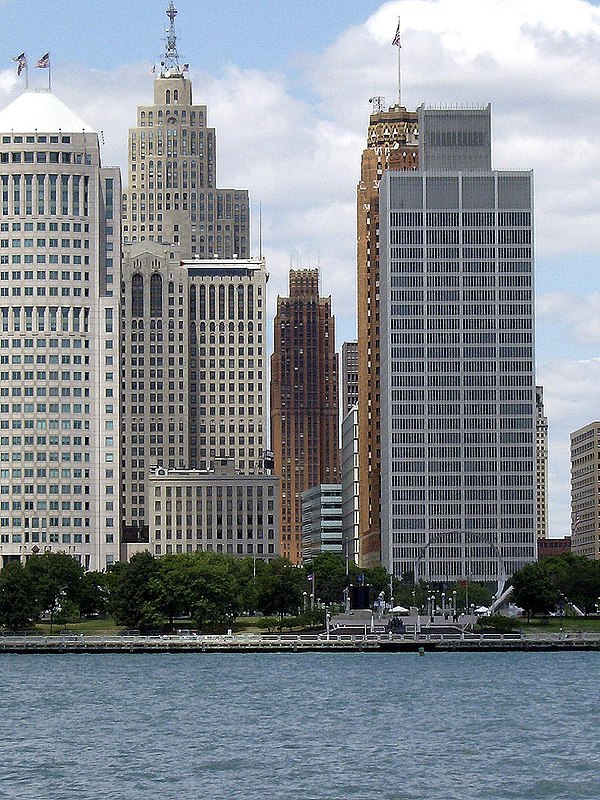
[25,63,29,91]
[397,15,402,107]
[48,59,52,91]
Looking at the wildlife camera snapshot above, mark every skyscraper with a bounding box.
[570,422,600,559]
[356,101,418,567]
[121,247,268,539]
[535,385,548,540]
[120,3,267,546]
[270,269,340,564]
[340,340,358,415]
[379,105,537,584]
[122,2,250,259]
[0,89,121,571]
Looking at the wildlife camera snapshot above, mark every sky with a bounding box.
[1,0,600,538]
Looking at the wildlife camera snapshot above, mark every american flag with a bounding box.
[392,23,401,47]
[36,53,50,69]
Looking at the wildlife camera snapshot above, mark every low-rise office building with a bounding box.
[301,484,342,562]
[147,459,279,559]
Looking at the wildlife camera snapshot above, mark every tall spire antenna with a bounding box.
[259,202,263,260]
[163,1,180,73]
[392,16,402,107]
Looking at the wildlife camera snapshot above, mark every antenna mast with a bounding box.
[162,1,180,74]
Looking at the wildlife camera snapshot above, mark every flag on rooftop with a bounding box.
[36,53,50,69]
[12,52,27,76]
[148,64,156,76]
[182,63,189,72]
[392,23,401,47]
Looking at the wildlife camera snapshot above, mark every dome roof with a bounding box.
[0,89,95,134]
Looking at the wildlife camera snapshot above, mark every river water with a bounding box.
[0,651,597,799]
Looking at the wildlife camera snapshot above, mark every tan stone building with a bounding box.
[148,460,279,559]
[121,249,268,543]
[356,103,418,566]
[270,270,340,564]
[535,386,548,539]
[122,3,249,260]
[570,422,600,559]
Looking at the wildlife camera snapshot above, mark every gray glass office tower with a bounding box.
[380,105,536,585]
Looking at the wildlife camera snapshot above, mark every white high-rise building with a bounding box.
[380,105,537,585]
[0,89,121,570]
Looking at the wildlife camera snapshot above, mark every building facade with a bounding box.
[537,536,571,559]
[570,422,600,559]
[270,269,340,564]
[341,406,360,567]
[380,105,537,584]
[357,102,419,568]
[301,484,343,562]
[148,460,279,558]
[122,3,249,259]
[121,250,268,538]
[535,385,548,539]
[341,341,358,415]
[0,89,121,570]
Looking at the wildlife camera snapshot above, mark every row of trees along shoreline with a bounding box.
[0,550,597,632]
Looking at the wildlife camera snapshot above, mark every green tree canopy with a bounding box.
[511,561,559,621]
[304,552,348,605]
[256,558,306,619]
[0,561,36,630]
[25,552,85,629]
[107,551,163,630]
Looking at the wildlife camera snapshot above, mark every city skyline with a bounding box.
[2,0,600,537]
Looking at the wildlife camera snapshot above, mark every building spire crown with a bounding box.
[162,1,180,75]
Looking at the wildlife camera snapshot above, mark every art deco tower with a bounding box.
[120,4,266,545]
[271,270,340,564]
[356,100,418,567]
[122,2,249,260]
[0,89,121,571]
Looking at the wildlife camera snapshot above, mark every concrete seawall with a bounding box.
[1,632,599,654]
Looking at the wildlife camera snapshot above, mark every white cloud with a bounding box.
[538,292,600,346]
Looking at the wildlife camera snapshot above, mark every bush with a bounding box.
[475,615,518,634]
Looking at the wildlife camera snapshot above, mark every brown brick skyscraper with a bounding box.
[271,270,340,564]
[357,103,418,566]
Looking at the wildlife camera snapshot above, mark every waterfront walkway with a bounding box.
[0,631,599,653]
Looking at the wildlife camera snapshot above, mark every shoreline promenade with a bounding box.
[1,631,599,654]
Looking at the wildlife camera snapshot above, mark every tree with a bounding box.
[107,551,164,630]
[78,571,111,618]
[511,561,559,622]
[451,581,494,612]
[25,552,85,632]
[545,554,600,615]
[256,558,306,620]
[0,561,36,630]
[304,552,347,605]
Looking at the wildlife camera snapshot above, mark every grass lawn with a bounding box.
[515,616,600,633]
[33,618,123,636]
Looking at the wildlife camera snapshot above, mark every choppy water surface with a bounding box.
[0,651,597,799]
